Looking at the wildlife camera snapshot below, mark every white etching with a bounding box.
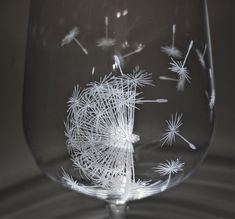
[64,64,167,198]
[96,16,116,49]
[153,158,184,191]
[169,40,193,91]
[161,113,196,150]
[161,24,182,58]
[61,26,88,55]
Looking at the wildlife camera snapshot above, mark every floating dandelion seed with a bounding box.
[61,26,79,46]
[196,44,207,69]
[161,24,182,58]
[153,158,184,176]
[64,66,162,193]
[96,16,116,49]
[161,113,196,150]
[153,158,184,191]
[96,38,116,49]
[161,46,182,59]
[61,26,88,55]
[169,40,193,91]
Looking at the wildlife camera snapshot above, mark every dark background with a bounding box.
[0,0,234,218]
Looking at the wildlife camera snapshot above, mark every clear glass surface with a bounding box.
[23,0,215,217]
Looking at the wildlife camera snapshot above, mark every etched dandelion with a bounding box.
[153,159,184,176]
[96,16,116,49]
[153,159,184,191]
[25,2,215,217]
[64,66,166,196]
[168,40,194,91]
[161,24,182,58]
[161,113,196,150]
[61,26,88,55]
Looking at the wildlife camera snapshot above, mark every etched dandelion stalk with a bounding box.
[196,44,207,69]
[61,26,88,55]
[96,16,116,49]
[153,159,184,191]
[161,24,182,58]
[161,113,196,150]
[168,40,194,91]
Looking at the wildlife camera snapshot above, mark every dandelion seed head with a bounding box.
[169,58,191,91]
[169,59,190,80]
[160,113,196,150]
[153,158,184,176]
[64,70,153,189]
[161,46,182,58]
[96,37,116,49]
[161,113,183,146]
[110,126,140,147]
[61,26,79,46]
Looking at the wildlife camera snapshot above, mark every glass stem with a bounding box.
[107,203,127,219]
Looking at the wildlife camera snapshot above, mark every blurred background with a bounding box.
[0,0,234,218]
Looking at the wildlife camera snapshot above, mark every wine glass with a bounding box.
[23,0,215,218]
